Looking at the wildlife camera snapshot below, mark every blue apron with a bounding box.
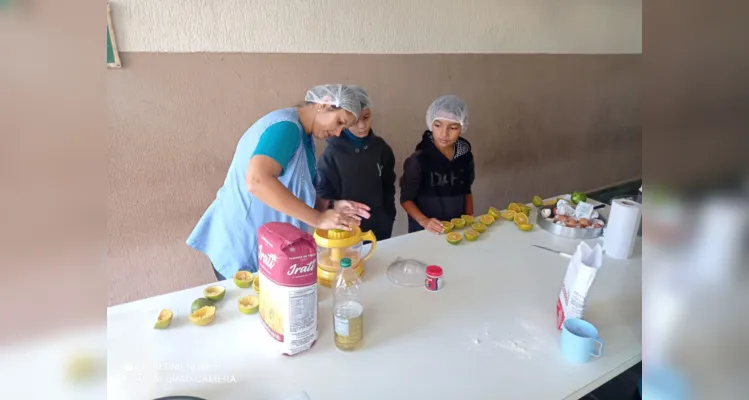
[186,108,316,276]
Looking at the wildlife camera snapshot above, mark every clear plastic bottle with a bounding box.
[333,257,364,351]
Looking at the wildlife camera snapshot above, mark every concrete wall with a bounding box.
[107,1,641,305]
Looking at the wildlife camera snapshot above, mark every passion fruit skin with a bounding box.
[191,298,214,313]
[204,286,226,302]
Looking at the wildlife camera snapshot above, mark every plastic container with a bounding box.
[425,265,443,291]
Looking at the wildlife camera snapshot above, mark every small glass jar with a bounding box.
[425,265,443,291]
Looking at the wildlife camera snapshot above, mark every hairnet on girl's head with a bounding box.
[426,95,469,133]
[347,85,373,110]
[305,84,361,120]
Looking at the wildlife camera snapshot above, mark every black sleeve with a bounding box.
[382,143,397,220]
[315,149,341,200]
[466,154,475,194]
[399,152,421,204]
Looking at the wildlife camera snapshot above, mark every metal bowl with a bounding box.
[536,208,606,239]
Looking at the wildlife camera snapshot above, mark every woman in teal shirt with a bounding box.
[187,84,371,280]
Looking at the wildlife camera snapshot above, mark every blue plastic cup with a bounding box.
[561,318,604,363]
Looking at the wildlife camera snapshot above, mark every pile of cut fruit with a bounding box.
[152,271,260,329]
[441,212,497,245]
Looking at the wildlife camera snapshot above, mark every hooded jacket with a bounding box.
[316,129,397,240]
[400,131,475,233]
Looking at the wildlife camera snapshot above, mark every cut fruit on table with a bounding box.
[451,218,466,229]
[471,222,487,233]
[519,204,531,216]
[508,203,522,213]
[238,295,260,314]
[252,275,260,294]
[517,224,534,232]
[543,198,558,206]
[461,214,475,224]
[464,230,480,241]
[501,210,517,220]
[446,232,463,245]
[191,298,214,313]
[514,213,529,226]
[441,221,455,234]
[204,285,226,302]
[233,271,254,288]
[153,309,173,329]
[487,207,501,219]
[479,214,495,226]
[189,306,216,326]
[532,196,544,207]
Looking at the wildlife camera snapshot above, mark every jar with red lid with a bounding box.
[425,265,443,291]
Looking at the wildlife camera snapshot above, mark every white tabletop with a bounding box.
[106,204,642,400]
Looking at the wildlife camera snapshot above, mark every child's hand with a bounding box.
[421,218,445,235]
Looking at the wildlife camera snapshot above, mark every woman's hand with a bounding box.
[420,218,445,234]
[333,200,371,221]
[316,209,361,231]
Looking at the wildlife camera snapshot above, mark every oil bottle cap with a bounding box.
[340,258,352,268]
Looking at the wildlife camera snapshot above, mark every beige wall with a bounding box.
[108,53,640,305]
[107,0,641,305]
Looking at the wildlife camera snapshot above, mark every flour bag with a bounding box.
[556,242,603,330]
[258,222,318,355]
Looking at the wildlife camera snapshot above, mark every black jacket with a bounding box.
[400,131,475,233]
[315,130,396,240]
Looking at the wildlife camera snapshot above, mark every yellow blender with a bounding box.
[313,227,377,287]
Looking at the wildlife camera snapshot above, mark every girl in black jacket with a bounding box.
[400,95,475,234]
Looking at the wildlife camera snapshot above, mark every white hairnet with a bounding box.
[426,95,469,132]
[305,84,361,120]
[347,85,373,110]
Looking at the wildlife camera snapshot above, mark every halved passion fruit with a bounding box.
[191,297,214,313]
[233,271,254,288]
[464,230,480,241]
[189,306,216,326]
[487,207,501,219]
[237,295,260,315]
[479,214,495,226]
[472,222,487,233]
[461,214,475,224]
[252,275,260,294]
[517,223,534,232]
[446,232,463,245]
[441,221,455,234]
[451,218,466,229]
[153,309,173,329]
[203,285,226,302]
[501,210,517,221]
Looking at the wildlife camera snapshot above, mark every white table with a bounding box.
[106,203,642,400]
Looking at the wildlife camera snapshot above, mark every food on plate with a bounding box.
[532,196,544,207]
[565,219,578,228]
[543,197,559,206]
[471,222,487,233]
[517,224,534,232]
[233,271,254,288]
[461,214,476,224]
[441,221,455,233]
[153,309,173,329]
[487,207,501,219]
[479,214,495,226]
[451,218,466,229]
[513,213,529,226]
[238,295,260,314]
[464,229,480,241]
[191,297,214,313]
[579,218,590,228]
[204,285,226,302]
[571,191,588,205]
[189,305,216,326]
[541,207,553,218]
[446,232,463,245]
[501,210,516,220]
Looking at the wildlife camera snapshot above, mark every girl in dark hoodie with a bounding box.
[400,95,475,234]
[316,86,397,240]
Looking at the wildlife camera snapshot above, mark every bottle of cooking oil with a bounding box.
[333,257,364,351]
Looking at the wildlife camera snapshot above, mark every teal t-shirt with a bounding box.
[252,121,316,182]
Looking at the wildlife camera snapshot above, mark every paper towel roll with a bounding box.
[604,198,642,259]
